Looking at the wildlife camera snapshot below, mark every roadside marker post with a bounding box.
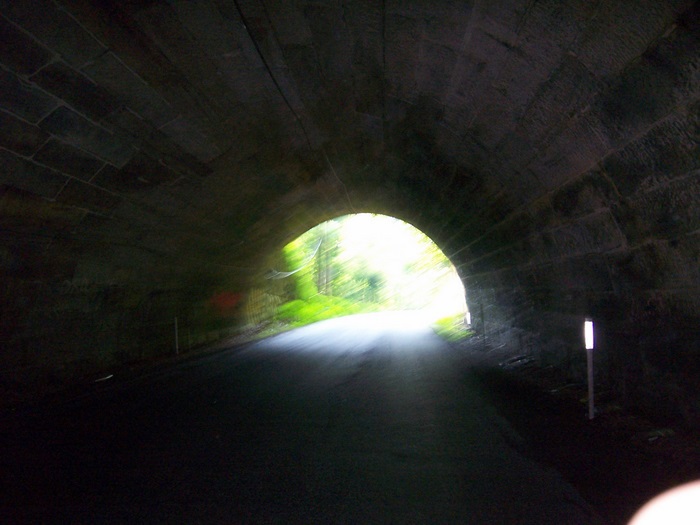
[584,318,595,420]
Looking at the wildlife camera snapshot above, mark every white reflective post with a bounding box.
[584,318,595,419]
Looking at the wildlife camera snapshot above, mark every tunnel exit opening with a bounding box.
[260,214,469,336]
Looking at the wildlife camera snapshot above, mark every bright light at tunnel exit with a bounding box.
[276,213,468,325]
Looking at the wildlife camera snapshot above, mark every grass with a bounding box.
[432,313,475,342]
[274,295,379,329]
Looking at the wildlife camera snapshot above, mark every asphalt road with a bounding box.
[1,312,603,524]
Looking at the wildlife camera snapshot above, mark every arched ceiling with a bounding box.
[0,0,698,422]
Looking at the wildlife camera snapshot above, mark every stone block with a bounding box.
[89,163,119,189]
[93,152,178,194]
[30,61,119,121]
[529,113,610,190]
[82,52,176,128]
[0,0,105,68]
[303,5,353,81]
[34,139,104,181]
[0,148,67,198]
[71,214,142,256]
[131,2,237,120]
[610,240,699,292]
[614,170,700,242]
[517,55,601,145]
[39,106,134,167]
[468,210,534,260]
[160,117,221,162]
[647,23,700,107]
[0,15,52,75]
[264,0,313,46]
[0,109,48,156]
[519,0,596,52]
[550,171,617,219]
[466,247,518,275]
[562,254,613,293]
[0,235,69,280]
[418,42,458,100]
[493,132,538,173]
[579,212,630,254]
[0,68,58,123]
[72,210,114,236]
[57,179,121,213]
[501,48,560,109]
[0,185,82,236]
[548,211,625,259]
[469,94,520,149]
[424,7,473,50]
[595,58,679,149]
[456,190,517,240]
[525,255,613,298]
[603,108,699,197]
[108,199,164,232]
[575,0,675,79]
[388,0,473,21]
[217,64,275,105]
[385,46,420,100]
[103,107,211,178]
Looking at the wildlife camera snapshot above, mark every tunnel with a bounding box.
[0,0,699,434]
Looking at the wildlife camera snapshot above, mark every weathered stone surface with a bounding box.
[515,55,601,148]
[93,152,178,194]
[528,112,611,190]
[0,0,105,68]
[0,110,48,156]
[30,61,119,121]
[33,139,104,181]
[57,179,121,214]
[131,1,238,119]
[615,170,700,242]
[39,106,134,167]
[610,239,699,292]
[547,211,626,259]
[0,234,75,280]
[575,0,678,79]
[0,148,67,198]
[82,52,176,128]
[0,68,58,123]
[160,117,222,162]
[102,107,211,178]
[602,108,699,197]
[0,14,53,75]
[550,170,617,219]
[0,184,84,235]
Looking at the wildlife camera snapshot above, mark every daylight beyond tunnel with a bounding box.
[257,214,467,331]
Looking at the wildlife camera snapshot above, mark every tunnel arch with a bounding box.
[0,0,697,428]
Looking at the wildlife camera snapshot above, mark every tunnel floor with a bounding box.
[1,313,698,524]
[471,365,700,525]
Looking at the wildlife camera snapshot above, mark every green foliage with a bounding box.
[275,213,468,330]
[432,313,475,342]
[283,237,317,300]
[275,295,378,327]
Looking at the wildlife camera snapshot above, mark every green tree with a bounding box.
[282,237,317,300]
[274,213,466,329]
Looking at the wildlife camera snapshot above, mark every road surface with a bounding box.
[1,312,603,523]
